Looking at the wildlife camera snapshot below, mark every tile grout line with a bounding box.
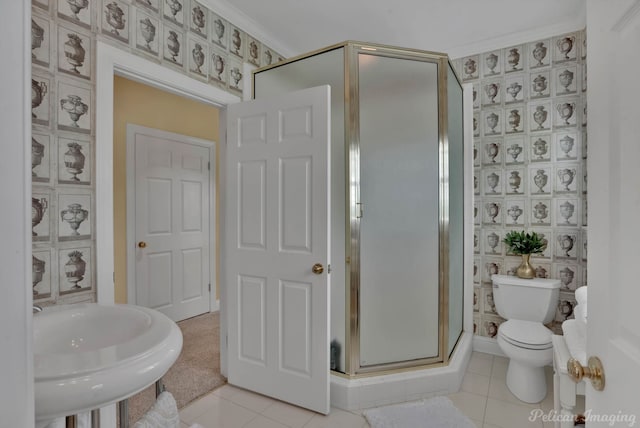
[482,355,495,425]
[182,391,257,426]
[240,410,263,428]
[260,405,315,428]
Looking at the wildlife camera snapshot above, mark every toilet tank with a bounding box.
[491,274,560,324]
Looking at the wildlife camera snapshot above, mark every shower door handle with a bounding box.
[312,263,324,275]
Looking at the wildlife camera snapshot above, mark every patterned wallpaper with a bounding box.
[452,29,587,338]
[31,1,586,337]
[31,0,285,305]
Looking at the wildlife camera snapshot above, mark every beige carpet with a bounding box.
[126,311,226,425]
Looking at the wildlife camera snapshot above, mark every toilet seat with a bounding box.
[499,319,552,350]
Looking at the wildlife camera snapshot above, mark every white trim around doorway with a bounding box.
[95,41,238,426]
[96,41,238,306]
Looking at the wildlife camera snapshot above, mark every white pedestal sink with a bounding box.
[34,303,183,425]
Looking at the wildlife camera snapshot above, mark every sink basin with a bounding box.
[34,303,182,422]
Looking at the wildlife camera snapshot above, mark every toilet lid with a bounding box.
[499,320,552,350]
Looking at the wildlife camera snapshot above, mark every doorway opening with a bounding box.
[113,76,218,321]
[115,71,222,425]
[96,41,239,426]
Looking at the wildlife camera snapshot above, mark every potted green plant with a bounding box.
[503,230,546,279]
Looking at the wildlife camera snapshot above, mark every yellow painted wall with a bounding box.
[113,75,219,304]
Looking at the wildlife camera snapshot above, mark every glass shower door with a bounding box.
[357,53,441,367]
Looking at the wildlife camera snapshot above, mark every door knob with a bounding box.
[567,356,605,391]
[312,263,324,275]
[138,241,147,248]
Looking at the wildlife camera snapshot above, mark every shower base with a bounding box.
[330,332,473,411]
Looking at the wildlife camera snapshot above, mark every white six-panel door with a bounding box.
[226,86,331,414]
[586,0,640,420]
[130,125,212,321]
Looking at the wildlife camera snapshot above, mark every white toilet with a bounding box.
[491,274,560,403]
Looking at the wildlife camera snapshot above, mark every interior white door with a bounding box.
[226,85,331,414]
[131,125,212,322]
[586,0,640,422]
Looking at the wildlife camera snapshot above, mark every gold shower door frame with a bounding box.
[345,42,462,375]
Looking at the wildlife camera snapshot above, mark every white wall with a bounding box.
[0,2,34,426]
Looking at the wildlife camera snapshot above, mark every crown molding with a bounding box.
[448,10,587,59]
[198,0,296,58]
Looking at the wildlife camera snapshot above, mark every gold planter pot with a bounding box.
[516,253,535,279]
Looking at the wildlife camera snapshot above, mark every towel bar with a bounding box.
[118,379,165,428]
[552,335,586,428]
[64,378,164,428]
[64,409,99,428]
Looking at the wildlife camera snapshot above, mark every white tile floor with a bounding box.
[179,352,558,428]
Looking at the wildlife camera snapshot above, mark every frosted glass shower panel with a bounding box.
[447,63,464,357]
[358,54,441,366]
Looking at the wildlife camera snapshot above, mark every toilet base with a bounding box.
[506,359,548,403]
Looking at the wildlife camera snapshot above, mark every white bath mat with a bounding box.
[363,396,475,428]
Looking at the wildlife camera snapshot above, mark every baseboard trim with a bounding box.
[472,335,506,357]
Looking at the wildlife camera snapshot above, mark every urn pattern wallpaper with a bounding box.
[453,29,588,338]
[32,2,586,329]
[31,0,285,305]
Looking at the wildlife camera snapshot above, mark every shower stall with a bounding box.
[252,41,470,407]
